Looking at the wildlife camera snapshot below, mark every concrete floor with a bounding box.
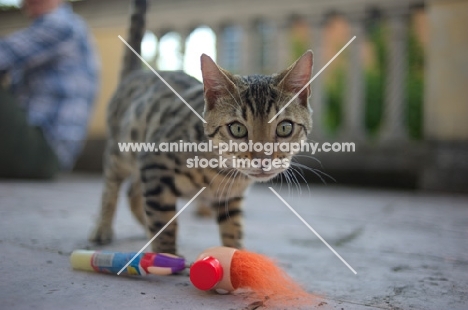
[0,174,467,310]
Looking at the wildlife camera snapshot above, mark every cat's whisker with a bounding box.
[225,170,239,222]
[278,169,284,192]
[216,168,235,203]
[290,161,326,184]
[218,169,234,200]
[286,168,300,200]
[291,160,335,182]
[286,170,293,198]
[288,166,311,198]
[208,167,227,214]
[305,136,318,144]
[215,169,236,222]
[284,169,292,199]
[289,161,336,184]
[282,169,292,198]
[293,154,324,169]
[208,167,227,188]
[219,168,237,203]
[288,167,302,198]
[269,172,281,189]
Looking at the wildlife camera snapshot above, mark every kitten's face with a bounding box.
[201,52,313,182]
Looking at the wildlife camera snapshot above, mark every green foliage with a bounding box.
[322,23,389,136]
[405,26,424,140]
[365,69,384,135]
[291,29,309,63]
[364,23,386,136]
[0,5,18,11]
[364,18,424,140]
[295,15,424,140]
[324,66,345,134]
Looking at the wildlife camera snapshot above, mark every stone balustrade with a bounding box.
[3,0,466,192]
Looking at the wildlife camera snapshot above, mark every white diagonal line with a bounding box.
[117,187,206,275]
[269,187,357,274]
[118,35,207,124]
[268,36,356,123]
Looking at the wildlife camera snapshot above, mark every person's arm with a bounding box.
[0,18,73,71]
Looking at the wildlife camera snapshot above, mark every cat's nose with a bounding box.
[252,153,272,167]
[252,152,271,160]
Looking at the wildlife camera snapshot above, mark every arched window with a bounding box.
[141,30,158,65]
[157,32,183,70]
[222,25,242,73]
[256,20,274,74]
[184,26,216,81]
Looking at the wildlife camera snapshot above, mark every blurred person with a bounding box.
[0,0,99,179]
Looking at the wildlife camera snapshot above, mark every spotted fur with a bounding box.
[89,0,314,254]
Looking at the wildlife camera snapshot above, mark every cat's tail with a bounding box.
[120,0,147,81]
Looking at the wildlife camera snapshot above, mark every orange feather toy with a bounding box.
[190,247,318,308]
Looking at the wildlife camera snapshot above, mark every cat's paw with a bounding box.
[89,224,114,244]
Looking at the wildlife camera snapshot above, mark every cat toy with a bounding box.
[70,250,186,276]
[70,247,316,307]
[189,247,315,307]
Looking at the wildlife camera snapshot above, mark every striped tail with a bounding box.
[120,0,147,81]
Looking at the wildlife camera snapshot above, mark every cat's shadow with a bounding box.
[81,234,147,251]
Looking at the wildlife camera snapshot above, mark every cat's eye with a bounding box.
[276,121,293,137]
[228,122,248,138]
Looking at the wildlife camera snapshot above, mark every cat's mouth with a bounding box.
[243,170,279,182]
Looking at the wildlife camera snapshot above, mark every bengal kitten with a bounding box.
[89,0,314,254]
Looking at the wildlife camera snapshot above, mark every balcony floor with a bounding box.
[1,174,467,310]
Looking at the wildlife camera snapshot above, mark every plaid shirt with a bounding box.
[0,4,99,170]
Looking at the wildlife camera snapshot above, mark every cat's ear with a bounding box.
[200,54,236,110]
[276,50,313,105]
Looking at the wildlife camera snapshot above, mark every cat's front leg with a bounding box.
[89,149,127,244]
[212,196,244,249]
[140,159,180,254]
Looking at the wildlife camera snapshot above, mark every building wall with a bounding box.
[87,27,125,137]
[425,0,468,141]
[7,1,467,192]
